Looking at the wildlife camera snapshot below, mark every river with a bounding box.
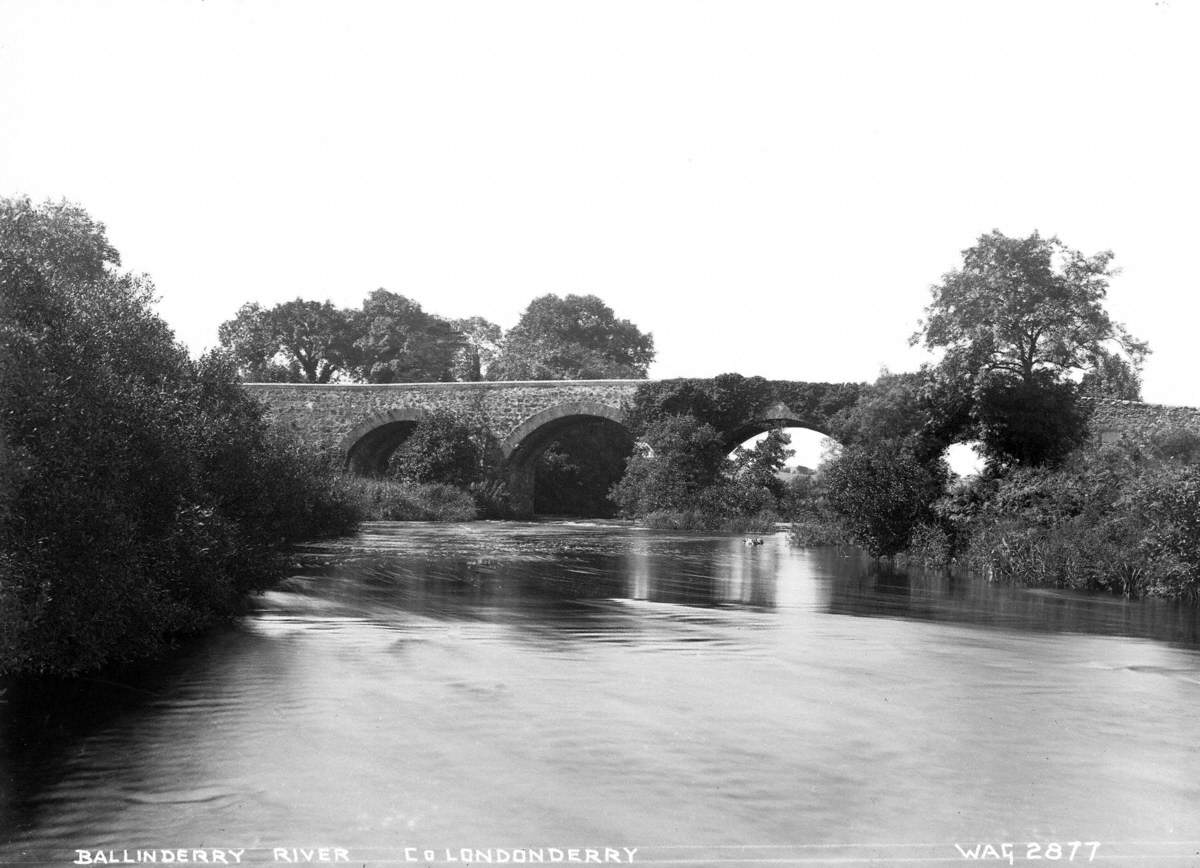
[2,522,1199,867]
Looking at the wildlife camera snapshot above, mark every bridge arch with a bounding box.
[501,401,633,517]
[341,407,428,475]
[501,401,629,461]
[720,403,835,451]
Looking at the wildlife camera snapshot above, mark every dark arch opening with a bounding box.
[532,418,635,517]
[504,404,634,518]
[342,409,427,475]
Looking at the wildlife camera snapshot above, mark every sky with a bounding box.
[2,0,1198,433]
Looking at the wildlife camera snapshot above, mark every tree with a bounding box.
[354,289,461,383]
[218,299,357,383]
[1080,349,1143,400]
[822,442,949,558]
[731,428,793,499]
[450,316,502,382]
[490,293,655,380]
[610,415,727,515]
[914,231,1147,389]
[0,197,358,676]
[973,371,1089,470]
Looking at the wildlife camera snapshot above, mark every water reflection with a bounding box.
[829,555,1200,647]
[2,522,1200,865]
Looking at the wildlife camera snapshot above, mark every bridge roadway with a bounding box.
[244,379,1200,516]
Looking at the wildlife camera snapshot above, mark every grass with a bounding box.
[346,478,478,522]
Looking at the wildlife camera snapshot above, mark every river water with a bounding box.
[3,522,1200,867]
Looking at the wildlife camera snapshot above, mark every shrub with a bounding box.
[390,410,487,489]
[610,415,727,516]
[349,478,477,522]
[952,442,1200,600]
[901,522,954,569]
[821,440,949,558]
[639,510,780,534]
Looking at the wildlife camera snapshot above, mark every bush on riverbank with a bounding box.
[347,478,478,522]
[949,435,1200,600]
[639,509,781,534]
[0,197,361,677]
[819,440,949,558]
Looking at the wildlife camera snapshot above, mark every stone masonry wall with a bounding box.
[244,380,643,456]
[1085,398,1200,445]
[244,383,1200,463]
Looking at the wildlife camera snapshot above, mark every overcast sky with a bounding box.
[2,1,1197,413]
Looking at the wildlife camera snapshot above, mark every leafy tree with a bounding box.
[390,410,486,489]
[821,441,949,558]
[914,230,1146,388]
[354,289,461,383]
[215,302,301,382]
[219,299,357,383]
[451,316,502,382]
[826,367,977,466]
[490,293,655,380]
[610,415,727,515]
[1,197,358,676]
[1079,348,1143,400]
[731,428,793,499]
[912,231,1148,468]
[972,372,1089,470]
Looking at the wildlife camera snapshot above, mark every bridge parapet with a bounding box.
[1085,398,1200,445]
[244,380,643,466]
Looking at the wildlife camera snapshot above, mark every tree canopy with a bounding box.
[354,289,462,383]
[450,316,502,382]
[914,230,1147,393]
[218,299,357,383]
[218,290,651,384]
[490,293,655,380]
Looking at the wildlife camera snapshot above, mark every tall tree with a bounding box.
[218,299,356,383]
[913,231,1147,390]
[490,293,654,380]
[450,316,502,382]
[913,231,1149,469]
[354,289,460,383]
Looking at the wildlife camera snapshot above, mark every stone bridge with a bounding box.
[243,380,1200,516]
[244,378,860,515]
